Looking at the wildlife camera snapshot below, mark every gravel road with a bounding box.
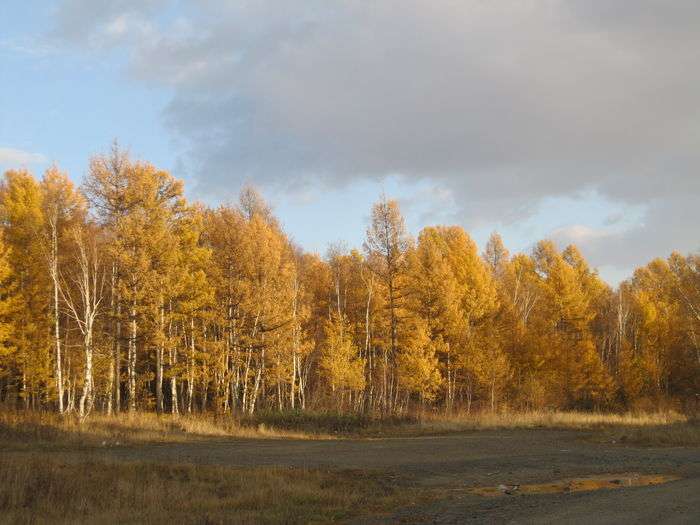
[65,429,700,523]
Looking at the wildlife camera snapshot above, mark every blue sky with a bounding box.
[0,2,170,178]
[2,1,699,285]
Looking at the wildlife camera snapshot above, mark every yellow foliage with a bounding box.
[320,314,365,393]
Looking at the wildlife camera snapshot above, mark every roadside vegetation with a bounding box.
[2,409,697,448]
[253,409,699,445]
[0,456,410,524]
[0,411,328,449]
[601,420,700,447]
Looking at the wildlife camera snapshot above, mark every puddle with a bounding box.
[468,473,680,497]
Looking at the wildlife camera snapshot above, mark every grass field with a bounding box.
[0,456,410,524]
[1,409,697,523]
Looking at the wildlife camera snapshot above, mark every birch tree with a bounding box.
[59,226,105,418]
[40,166,85,414]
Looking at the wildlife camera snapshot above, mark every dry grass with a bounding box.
[0,412,419,524]
[247,409,692,438]
[1,409,696,449]
[0,455,408,524]
[0,411,329,449]
[601,421,700,447]
[4,409,693,524]
[411,410,688,431]
[396,410,699,447]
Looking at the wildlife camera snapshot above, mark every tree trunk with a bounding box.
[187,317,195,413]
[364,277,373,412]
[156,303,164,414]
[107,264,117,415]
[78,334,94,419]
[51,231,64,414]
[128,301,137,413]
[249,344,265,415]
[115,300,121,414]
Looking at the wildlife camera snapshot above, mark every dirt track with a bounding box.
[71,429,700,523]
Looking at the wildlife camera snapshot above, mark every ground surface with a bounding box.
[18,428,697,524]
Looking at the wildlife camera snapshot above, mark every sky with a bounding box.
[1,1,699,285]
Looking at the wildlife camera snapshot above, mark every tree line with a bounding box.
[0,146,698,417]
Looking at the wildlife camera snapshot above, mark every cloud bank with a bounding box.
[50,0,700,276]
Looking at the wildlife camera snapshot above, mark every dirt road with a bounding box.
[75,429,700,523]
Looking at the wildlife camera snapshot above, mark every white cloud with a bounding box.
[553,225,611,244]
[0,147,47,169]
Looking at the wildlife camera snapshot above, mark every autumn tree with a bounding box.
[58,225,105,418]
[0,231,17,400]
[0,170,51,408]
[364,196,412,412]
[40,166,85,413]
[408,226,499,411]
[395,317,441,409]
[319,313,365,409]
[529,241,613,407]
[84,148,185,412]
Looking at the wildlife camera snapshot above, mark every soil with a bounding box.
[32,428,700,523]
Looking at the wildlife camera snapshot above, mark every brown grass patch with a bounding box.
[601,420,700,447]
[0,411,329,449]
[411,410,688,431]
[235,409,691,438]
[0,455,409,524]
[1,410,695,448]
[350,410,697,446]
[401,410,698,447]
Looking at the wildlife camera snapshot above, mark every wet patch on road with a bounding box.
[467,473,680,497]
